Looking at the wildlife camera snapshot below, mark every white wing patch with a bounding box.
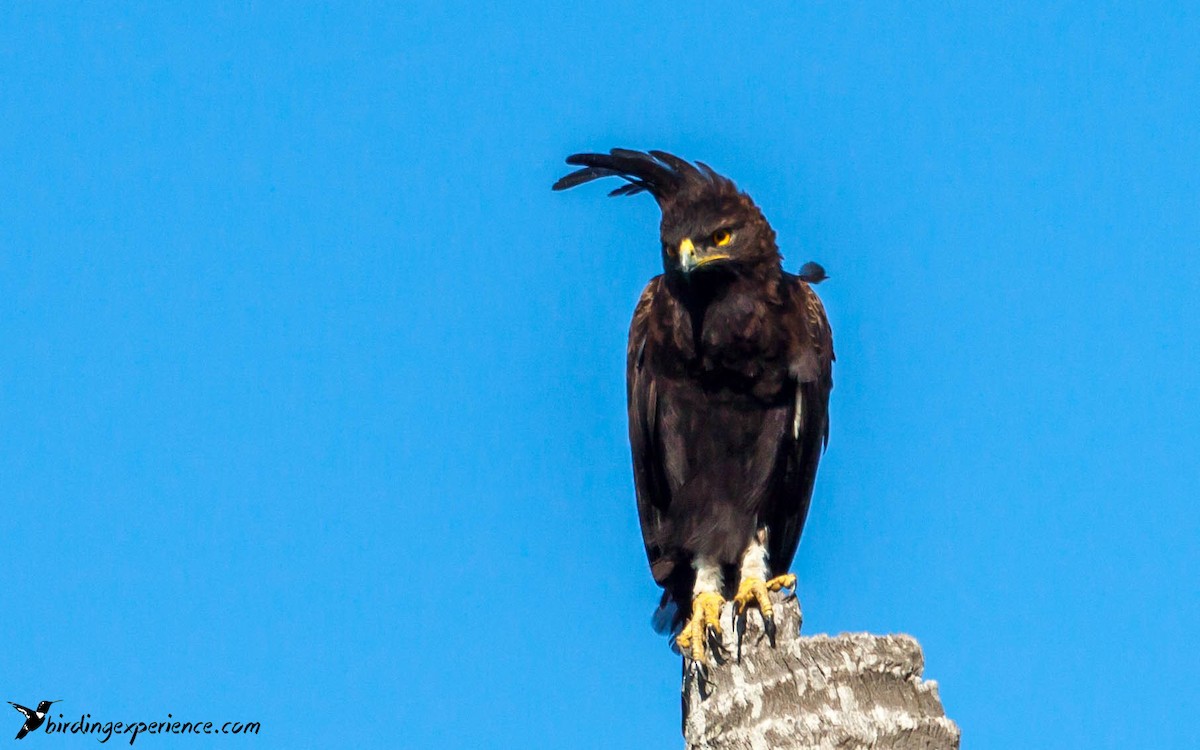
[793,387,804,440]
[8,704,34,720]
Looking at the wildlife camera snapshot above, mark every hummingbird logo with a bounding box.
[7,701,59,740]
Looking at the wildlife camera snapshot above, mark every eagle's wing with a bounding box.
[766,278,834,576]
[627,278,675,588]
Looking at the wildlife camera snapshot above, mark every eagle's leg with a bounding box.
[734,532,797,641]
[676,556,725,665]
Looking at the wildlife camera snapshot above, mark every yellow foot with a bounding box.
[675,591,725,663]
[734,573,797,618]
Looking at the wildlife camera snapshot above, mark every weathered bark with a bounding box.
[683,595,960,750]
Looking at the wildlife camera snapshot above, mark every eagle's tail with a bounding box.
[651,591,679,635]
[650,562,704,644]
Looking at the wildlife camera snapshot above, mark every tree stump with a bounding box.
[682,595,960,750]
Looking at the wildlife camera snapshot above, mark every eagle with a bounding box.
[553,149,833,665]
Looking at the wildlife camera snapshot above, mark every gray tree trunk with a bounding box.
[682,595,960,750]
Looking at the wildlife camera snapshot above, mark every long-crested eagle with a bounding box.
[554,149,834,665]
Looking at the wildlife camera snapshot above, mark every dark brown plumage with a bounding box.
[554,149,834,642]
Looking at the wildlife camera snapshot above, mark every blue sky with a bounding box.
[2,2,1197,748]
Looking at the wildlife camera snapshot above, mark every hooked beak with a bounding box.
[678,237,730,274]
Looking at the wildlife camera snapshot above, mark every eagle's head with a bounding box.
[553,149,780,280]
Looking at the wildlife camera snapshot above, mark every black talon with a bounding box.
[763,613,777,646]
[710,634,730,664]
[693,660,715,695]
[705,627,726,663]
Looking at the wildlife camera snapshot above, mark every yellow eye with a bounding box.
[712,229,732,247]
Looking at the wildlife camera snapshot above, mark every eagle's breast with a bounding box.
[654,280,792,403]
